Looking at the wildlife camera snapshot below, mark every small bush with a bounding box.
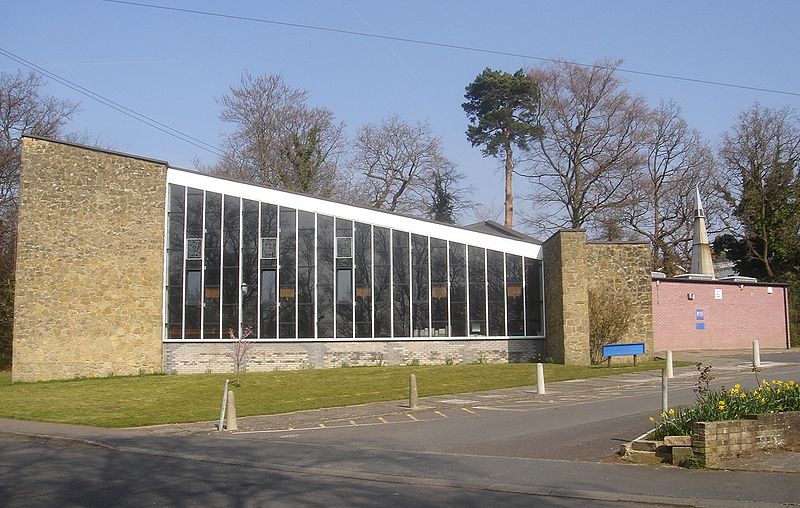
[588,287,634,365]
[650,379,800,440]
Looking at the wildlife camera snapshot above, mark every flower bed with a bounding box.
[651,379,799,440]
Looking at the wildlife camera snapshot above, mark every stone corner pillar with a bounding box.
[542,230,590,366]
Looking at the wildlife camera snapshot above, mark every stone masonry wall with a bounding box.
[692,412,800,468]
[13,137,167,382]
[164,339,546,373]
[543,230,589,365]
[586,242,654,360]
[543,231,652,365]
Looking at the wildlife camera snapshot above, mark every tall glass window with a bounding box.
[393,230,410,337]
[487,250,505,336]
[259,203,278,338]
[505,254,525,336]
[222,195,240,337]
[524,257,544,336]
[335,218,353,338]
[184,188,203,340]
[373,226,392,338]
[448,242,467,337]
[203,192,222,339]
[429,238,448,336]
[316,215,335,338]
[297,211,316,338]
[241,199,260,338]
[166,185,185,339]
[411,234,429,337]
[165,186,545,342]
[354,222,372,338]
[279,207,296,338]
[468,246,486,336]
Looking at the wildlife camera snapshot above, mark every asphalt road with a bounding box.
[0,437,669,508]
[1,353,797,507]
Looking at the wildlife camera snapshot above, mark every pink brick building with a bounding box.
[652,278,790,352]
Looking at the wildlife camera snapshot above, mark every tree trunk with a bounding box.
[504,139,514,228]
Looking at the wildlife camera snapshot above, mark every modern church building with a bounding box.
[12,137,654,382]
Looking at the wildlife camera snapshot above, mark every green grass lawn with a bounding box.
[0,361,685,428]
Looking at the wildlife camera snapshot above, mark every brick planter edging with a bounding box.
[692,411,800,467]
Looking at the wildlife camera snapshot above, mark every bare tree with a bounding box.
[1,71,78,210]
[415,161,472,224]
[521,60,649,236]
[214,72,346,197]
[618,100,716,273]
[351,116,456,214]
[0,70,78,368]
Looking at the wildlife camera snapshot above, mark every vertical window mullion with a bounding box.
[352,221,356,339]
[257,203,262,339]
[522,257,527,336]
[295,210,299,339]
[484,249,489,336]
[502,253,507,336]
[276,208,281,337]
[427,237,432,338]
[408,233,413,339]
[389,229,394,339]
[200,191,206,339]
[370,225,375,339]
[219,196,224,338]
[238,198,243,338]
[181,186,188,340]
[446,240,451,337]
[318,213,319,339]
[465,246,470,337]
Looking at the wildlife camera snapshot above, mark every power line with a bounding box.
[102,0,800,98]
[0,47,223,157]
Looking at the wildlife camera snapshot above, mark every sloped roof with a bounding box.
[463,220,542,245]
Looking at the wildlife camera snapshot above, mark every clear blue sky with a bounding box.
[3,1,799,225]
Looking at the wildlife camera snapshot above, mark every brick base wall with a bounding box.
[653,279,789,351]
[692,412,800,467]
[163,339,545,373]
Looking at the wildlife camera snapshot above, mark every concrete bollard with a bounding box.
[409,373,419,410]
[666,350,674,379]
[218,379,230,431]
[661,369,669,415]
[753,340,761,369]
[536,363,546,395]
[225,390,238,431]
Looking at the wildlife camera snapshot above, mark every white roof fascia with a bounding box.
[168,169,542,259]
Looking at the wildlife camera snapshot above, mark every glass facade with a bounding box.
[165,184,544,340]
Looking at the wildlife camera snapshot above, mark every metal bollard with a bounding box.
[536,363,546,395]
[753,340,761,369]
[666,350,674,379]
[409,373,419,409]
[661,369,669,415]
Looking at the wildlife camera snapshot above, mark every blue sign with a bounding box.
[696,322,705,330]
[602,343,646,357]
[695,309,704,321]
